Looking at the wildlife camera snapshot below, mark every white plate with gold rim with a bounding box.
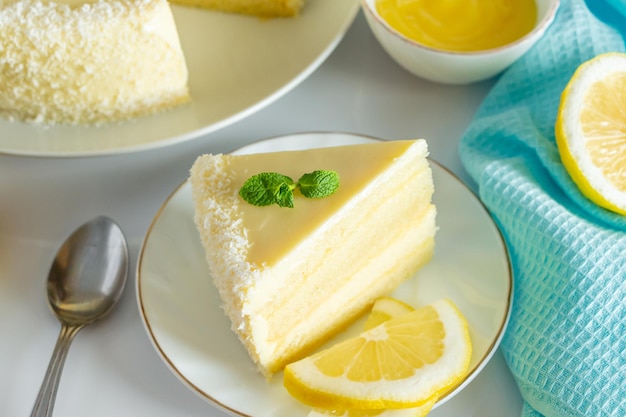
[0,1,359,157]
[136,132,512,416]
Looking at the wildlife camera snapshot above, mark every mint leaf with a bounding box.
[298,170,340,199]
[239,172,295,207]
[275,182,295,208]
[239,169,339,208]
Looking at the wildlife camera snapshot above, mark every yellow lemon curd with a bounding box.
[376,0,537,52]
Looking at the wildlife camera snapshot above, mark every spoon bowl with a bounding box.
[31,216,129,417]
[46,217,128,324]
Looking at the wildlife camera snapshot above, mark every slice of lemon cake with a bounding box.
[169,0,304,17]
[0,0,189,124]
[189,140,437,378]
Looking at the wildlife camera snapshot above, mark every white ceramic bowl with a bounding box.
[362,0,560,84]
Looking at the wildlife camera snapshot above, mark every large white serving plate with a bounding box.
[136,132,512,416]
[0,1,359,157]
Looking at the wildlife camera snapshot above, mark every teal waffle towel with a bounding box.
[459,0,626,416]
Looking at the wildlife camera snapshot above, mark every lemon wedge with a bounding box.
[284,299,471,410]
[555,52,626,215]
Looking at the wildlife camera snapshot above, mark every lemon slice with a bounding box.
[555,52,626,215]
[307,298,436,417]
[363,296,415,331]
[284,299,471,410]
[307,396,436,417]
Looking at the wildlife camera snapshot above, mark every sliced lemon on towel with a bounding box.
[284,299,471,410]
[555,52,626,215]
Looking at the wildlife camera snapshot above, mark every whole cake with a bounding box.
[190,140,437,378]
[170,0,304,17]
[0,0,190,124]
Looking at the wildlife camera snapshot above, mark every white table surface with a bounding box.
[0,9,523,417]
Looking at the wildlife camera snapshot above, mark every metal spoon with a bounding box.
[30,216,129,417]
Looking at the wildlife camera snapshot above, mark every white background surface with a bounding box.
[0,9,523,417]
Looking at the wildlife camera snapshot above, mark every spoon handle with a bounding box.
[30,323,83,417]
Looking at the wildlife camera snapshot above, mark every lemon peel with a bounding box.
[307,396,436,417]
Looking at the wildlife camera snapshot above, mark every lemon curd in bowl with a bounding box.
[362,0,560,84]
[376,0,537,53]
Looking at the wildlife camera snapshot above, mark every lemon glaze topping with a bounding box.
[227,141,419,266]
